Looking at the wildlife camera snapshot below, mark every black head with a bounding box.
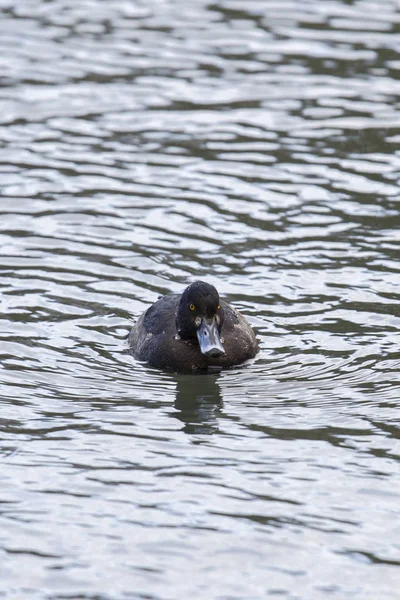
[176,281,225,358]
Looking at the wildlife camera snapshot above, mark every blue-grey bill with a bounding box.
[196,318,225,357]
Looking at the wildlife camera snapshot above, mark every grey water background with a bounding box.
[0,0,399,598]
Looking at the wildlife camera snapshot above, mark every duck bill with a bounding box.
[196,317,225,358]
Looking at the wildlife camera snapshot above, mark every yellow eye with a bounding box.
[218,304,220,309]
[190,303,195,311]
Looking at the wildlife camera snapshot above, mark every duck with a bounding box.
[129,281,258,373]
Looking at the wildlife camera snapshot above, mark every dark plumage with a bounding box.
[129,281,258,373]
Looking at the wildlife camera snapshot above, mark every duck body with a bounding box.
[129,281,258,373]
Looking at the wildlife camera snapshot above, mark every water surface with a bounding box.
[0,1,399,598]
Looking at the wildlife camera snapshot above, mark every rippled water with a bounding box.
[1,1,400,598]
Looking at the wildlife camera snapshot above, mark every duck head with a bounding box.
[176,281,225,358]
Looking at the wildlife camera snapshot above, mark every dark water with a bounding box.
[1,1,399,598]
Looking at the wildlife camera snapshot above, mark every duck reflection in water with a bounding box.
[173,374,223,435]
